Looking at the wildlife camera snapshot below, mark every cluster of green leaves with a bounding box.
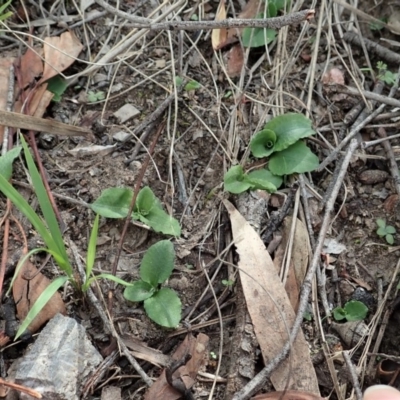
[224,113,319,194]
[123,240,181,328]
[91,187,181,236]
[0,0,12,21]
[377,61,398,85]
[332,300,368,322]
[242,0,290,48]
[376,218,396,245]
[0,135,131,339]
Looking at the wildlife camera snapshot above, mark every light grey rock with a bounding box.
[15,314,103,400]
[113,104,140,123]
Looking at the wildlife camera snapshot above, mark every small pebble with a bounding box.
[358,170,388,185]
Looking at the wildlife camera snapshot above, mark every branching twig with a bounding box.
[94,1,314,31]
[343,32,400,65]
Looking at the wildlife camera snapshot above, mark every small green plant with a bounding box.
[123,240,181,328]
[224,113,319,194]
[222,279,234,287]
[376,218,396,245]
[91,186,181,236]
[0,135,130,339]
[369,18,386,31]
[87,90,106,103]
[332,300,368,322]
[175,76,201,91]
[242,0,290,47]
[47,76,68,102]
[0,0,13,21]
[210,351,218,360]
[377,61,398,85]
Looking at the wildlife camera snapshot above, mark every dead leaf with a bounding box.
[13,259,66,334]
[144,333,209,400]
[41,31,83,82]
[223,200,319,394]
[20,48,43,89]
[273,217,309,312]
[252,390,326,400]
[121,334,170,367]
[211,0,227,50]
[226,44,244,77]
[0,109,92,137]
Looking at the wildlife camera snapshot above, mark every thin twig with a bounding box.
[94,1,314,31]
[232,140,359,400]
[377,127,400,197]
[335,85,400,108]
[318,68,400,171]
[343,351,362,400]
[343,32,400,65]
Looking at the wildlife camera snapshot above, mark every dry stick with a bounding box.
[335,86,400,108]
[69,240,153,387]
[317,70,400,172]
[343,32,400,65]
[343,351,363,400]
[94,0,314,31]
[233,139,359,400]
[377,127,400,196]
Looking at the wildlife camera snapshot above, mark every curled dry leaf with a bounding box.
[13,258,66,334]
[144,333,209,400]
[212,0,228,50]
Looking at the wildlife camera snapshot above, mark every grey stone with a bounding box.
[15,314,103,400]
[113,104,140,123]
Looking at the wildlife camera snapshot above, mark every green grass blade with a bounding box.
[83,274,131,292]
[0,174,56,249]
[20,136,71,274]
[85,214,99,280]
[14,275,69,340]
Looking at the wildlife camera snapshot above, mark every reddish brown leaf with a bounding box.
[226,44,244,77]
[13,258,66,334]
[20,48,43,89]
[144,333,209,400]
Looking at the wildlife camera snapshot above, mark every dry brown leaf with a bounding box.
[223,200,319,394]
[121,334,170,367]
[29,85,51,117]
[252,390,326,400]
[226,44,244,77]
[211,0,228,50]
[0,109,92,137]
[144,333,209,400]
[13,258,66,334]
[41,31,83,82]
[20,48,43,89]
[273,216,309,312]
